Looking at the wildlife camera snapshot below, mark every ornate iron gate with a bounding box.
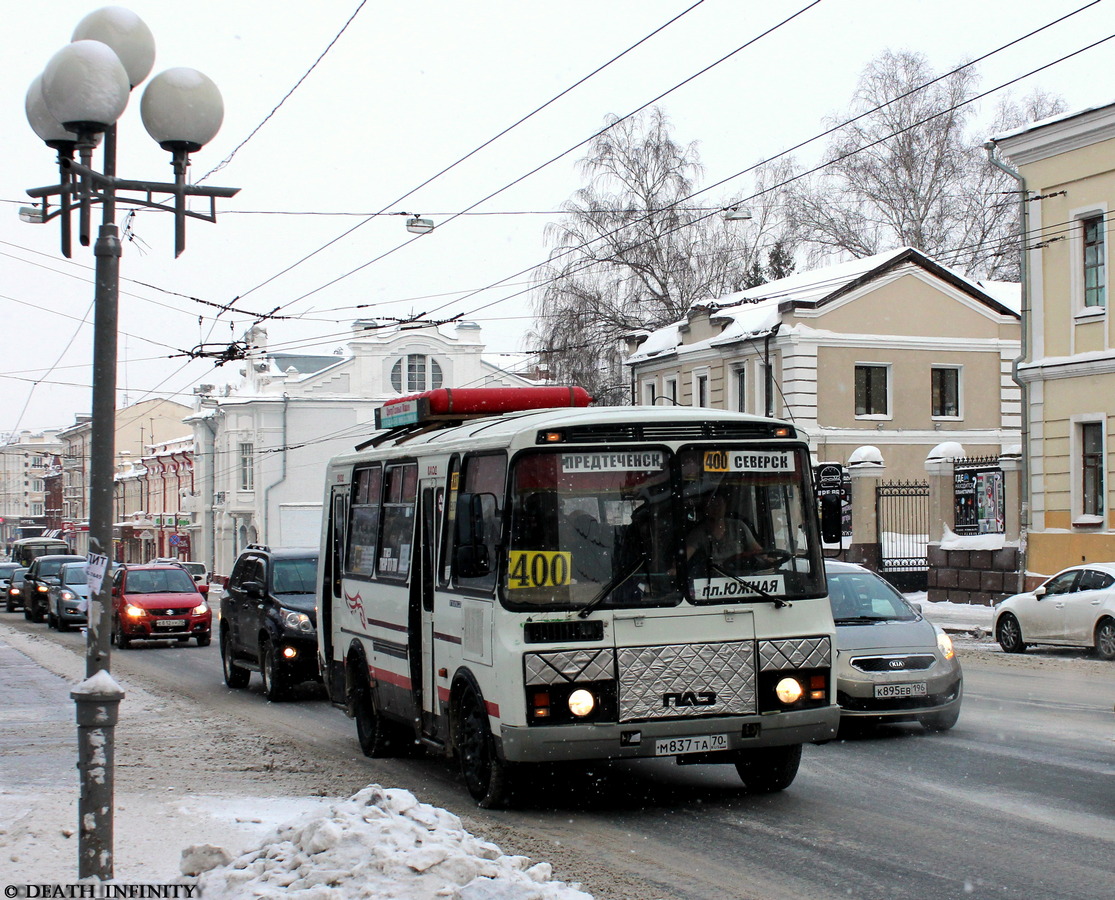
[875,480,929,591]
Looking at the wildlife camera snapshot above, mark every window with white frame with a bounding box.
[390,354,444,393]
[931,366,961,418]
[665,376,678,405]
[693,371,709,408]
[734,366,747,413]
[1081,421,1105,519]
[643,380,657,406]
[854,364,890,417]
[239,442,255,492]
[1082,214,1106,309]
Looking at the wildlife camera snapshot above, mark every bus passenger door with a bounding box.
[410,482,440,739]
[321,485,347,702]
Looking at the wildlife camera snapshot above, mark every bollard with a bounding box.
[72,671,125,880]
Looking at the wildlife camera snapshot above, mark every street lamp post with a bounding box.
[23,6,238,881]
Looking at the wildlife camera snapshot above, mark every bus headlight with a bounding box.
[568,689,596,717]
[775,677,804,705]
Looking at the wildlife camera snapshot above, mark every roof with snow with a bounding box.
[627,247,1019,363]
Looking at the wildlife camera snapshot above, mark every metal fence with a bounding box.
[876,480,930,591]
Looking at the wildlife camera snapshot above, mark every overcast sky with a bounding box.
[2,0,1112,437]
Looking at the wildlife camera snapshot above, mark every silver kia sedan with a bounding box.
[826,560,963,733]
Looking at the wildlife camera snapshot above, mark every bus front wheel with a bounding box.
[734,743,802,794]
[457,686,516,809]
[354,678,400,758]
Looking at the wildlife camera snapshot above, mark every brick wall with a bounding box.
[926,545,1020,606]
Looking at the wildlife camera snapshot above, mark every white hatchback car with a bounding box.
[994,563,1115,659]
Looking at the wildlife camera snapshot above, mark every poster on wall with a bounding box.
[815,462,852,543]
[954,465,1004,535]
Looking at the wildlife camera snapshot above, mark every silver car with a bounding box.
[826,560,963,732]
[47,561,90,631]
[993,563,1115,659]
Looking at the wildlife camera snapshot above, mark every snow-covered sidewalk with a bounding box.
[0,622,592,899]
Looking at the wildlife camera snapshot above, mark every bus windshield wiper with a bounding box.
[707,561,789,608]
[577,558,645,619]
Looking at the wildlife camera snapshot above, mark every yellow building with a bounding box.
[991,102,1115,578]
[625,247,1021,485]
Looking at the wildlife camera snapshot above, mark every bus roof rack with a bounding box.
[359,386,592,450]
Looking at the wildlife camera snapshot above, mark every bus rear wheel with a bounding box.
[457,686,516,809]
[734,743,802,794]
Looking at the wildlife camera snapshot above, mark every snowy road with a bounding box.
[4,618,1115,900]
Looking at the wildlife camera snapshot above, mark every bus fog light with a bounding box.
[282,646,298,659]
[568,689,595,717]
[775,677,804,704]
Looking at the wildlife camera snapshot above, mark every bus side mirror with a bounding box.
[454,493,493,578]
[455,544,491,579]
[820,494,842,545]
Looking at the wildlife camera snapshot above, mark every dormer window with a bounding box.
[391,354,443,393]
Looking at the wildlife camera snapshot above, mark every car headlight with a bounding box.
[281,609,314,633]
[936,628,955,660]
[124,604,147,618]
[193,602,209,615]
[10,587,20,595]
[61,590,76,601]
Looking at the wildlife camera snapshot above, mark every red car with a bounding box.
[110,564,212,648]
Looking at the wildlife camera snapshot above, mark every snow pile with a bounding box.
[192,785,593,900]
[939,523,1010,551]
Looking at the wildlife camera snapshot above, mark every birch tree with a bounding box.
[786,51,1065,280]
[531,107,794,405]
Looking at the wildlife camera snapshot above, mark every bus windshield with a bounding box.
[503,444,824,612]
[677,445,824,605]
[505,448,681,610]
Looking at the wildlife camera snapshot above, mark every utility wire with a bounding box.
[197,0,370,183]
[225,0,710,308]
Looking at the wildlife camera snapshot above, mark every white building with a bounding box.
[191,319,541,577]
[0,429,62,548]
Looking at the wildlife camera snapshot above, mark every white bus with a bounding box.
[317,387,840,807]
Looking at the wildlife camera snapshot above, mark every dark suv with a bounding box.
[220,545,320,700]
[23,553,78,623]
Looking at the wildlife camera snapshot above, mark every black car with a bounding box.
[23,553,79,623]
[219,544,320,700]
[0,563,22,609]
[5,567,29,611]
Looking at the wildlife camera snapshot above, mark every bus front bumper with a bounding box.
[498,705,839,764]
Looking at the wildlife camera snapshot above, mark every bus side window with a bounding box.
[346,465,381,578]
[452,453,506,592]
[377,463,418,580]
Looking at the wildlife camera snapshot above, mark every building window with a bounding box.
[855,364,889,417]
[1082,422,1104,518]
[1083,214,1106,308]
[734,367,747,413]
[931,367,960,418]
[665,377,678,405]
[693,372,709,408]
[390,354,443,393]
[239,442,254,492]
[643,381,657,406]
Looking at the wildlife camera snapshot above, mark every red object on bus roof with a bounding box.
[375,386,593,430]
